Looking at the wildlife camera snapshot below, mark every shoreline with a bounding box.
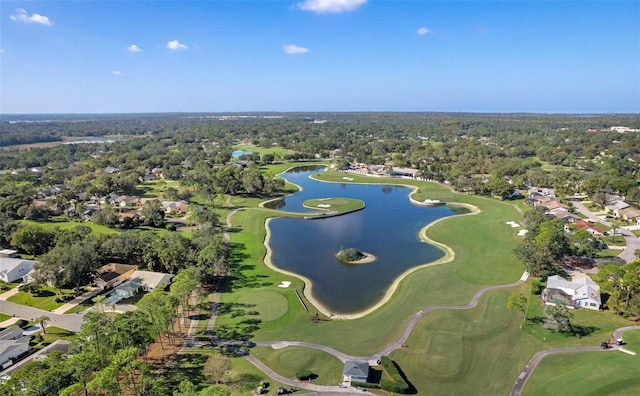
[260,168,481,320]
[337,252,377,264]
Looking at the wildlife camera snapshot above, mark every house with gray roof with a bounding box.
[343,360,369,384]
[542,275,601,310]
[0,258,36,283]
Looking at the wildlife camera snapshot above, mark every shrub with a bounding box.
[296,369,313,380]
[379,356,410,393]
[336,248,364,262]
[352,381,380,389]
[380,378,408,393]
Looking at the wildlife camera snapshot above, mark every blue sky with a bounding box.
[1,0,639,114]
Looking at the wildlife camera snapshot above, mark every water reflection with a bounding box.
[268,167,463,314]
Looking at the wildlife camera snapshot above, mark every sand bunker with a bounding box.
[278,281,291,288]
[506,221,520,228]
[317,204,331,208]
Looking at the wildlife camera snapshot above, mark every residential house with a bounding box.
[606,201,629,216]
[342,361,369,384]
[391,167,422,179]
[0,249,18,258]
[161,200,189,215]
[0,327,30,368]
[617,206,640,224]
[95,263,139,289]
[113,195,140,208]
[542,275,601,310]
[103,166,119,174]
[110,270,174,300]
[547,207,578,224]
[151,167,164,178]
[566,219,604,236]
[0,258,36,283]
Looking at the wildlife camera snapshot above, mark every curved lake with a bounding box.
[268,166,463,314]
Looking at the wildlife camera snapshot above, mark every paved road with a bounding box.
[0,300,85,332]
[570,199,639,263]
[509,346,613,396]
[245,355,359,394]
[247,274,529,394]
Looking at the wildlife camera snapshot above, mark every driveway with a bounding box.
[0,300,85,332]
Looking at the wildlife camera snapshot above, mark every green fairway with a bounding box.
[251,346,343,385]
[217,167,635,394]
[303,197,365,215]
[236,289,290,322]
[522,331,640,396]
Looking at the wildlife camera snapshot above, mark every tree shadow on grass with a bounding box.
[570,325,599,337]
[165,353,208,388]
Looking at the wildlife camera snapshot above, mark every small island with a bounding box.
[336,248,376,264]
[303,197,365,218]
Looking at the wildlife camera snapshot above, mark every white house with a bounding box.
[0,258,36,283]
[111,270,174,301]
[543,275,601,310]
[342,360,369,384]
[0,327,30,368]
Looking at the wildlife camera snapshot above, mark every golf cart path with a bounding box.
[247,274,529,391]
[510,326,640,396]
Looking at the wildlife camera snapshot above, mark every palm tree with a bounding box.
[34,315,50,334]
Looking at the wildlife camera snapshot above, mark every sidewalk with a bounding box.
[0,287,22,301]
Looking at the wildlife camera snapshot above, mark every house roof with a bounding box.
[547,275,600,294]
[606,201,629,211]
[97,263,138,282]
[0,326,23,341]
[127,270,174,289]
[343,360,369,377]
[619,206,640,219]
[0,337,29,358]
[0,258,36,278]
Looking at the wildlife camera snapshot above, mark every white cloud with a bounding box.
[297,0,366,14]
[10,8,53,26]
[417,27,432,35]
[166,40,188,50]
[126,44,142,53]
[283,44,309,54]
[112,71,124,76]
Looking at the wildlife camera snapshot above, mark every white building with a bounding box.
[110,270,174,301]
[0,327,30,368]
[543,275,601,310]
[0,258,36,283]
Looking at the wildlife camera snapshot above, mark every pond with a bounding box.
[232,149,253,159]
[267,166,465,314]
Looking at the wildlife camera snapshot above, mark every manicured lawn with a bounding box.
[600,235,626,246]
[0,281,23,291]
[216,166,635,394]
[251,346,343,385]
[7,285,74,311]
[522,332,640,396]
[390,285,542,395]
[20,218,118,236]
[596,249,624,258]
[523,288,631,346]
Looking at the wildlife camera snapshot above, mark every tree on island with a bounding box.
[336,248,365,262]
